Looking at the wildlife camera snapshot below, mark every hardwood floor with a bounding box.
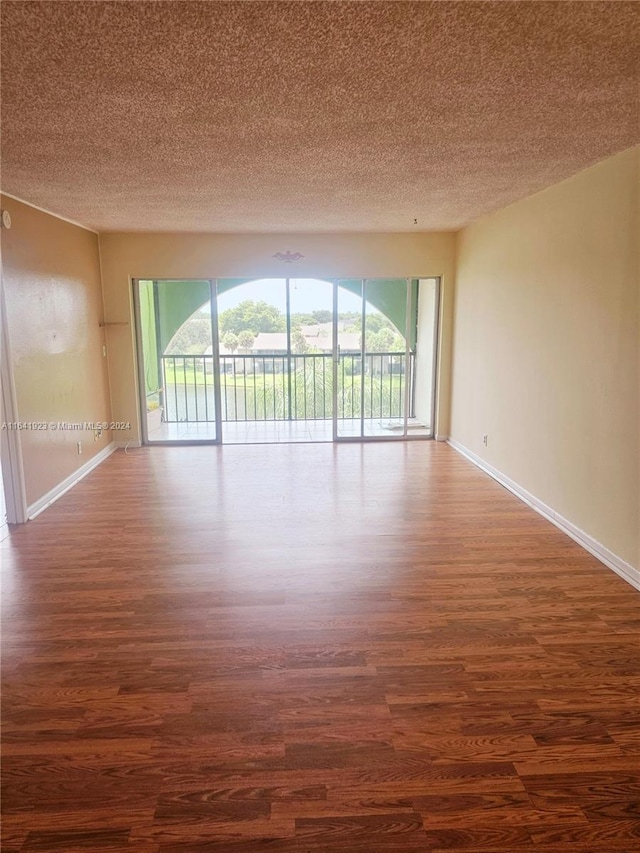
[2,442,639,852]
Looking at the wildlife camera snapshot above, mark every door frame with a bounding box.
[0,251,28,524]
[132,275,440,446]
[332,277,439,442]
[423,276,442,441]
[133,278,223,446]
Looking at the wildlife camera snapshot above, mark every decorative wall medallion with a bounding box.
[273,250,304,263]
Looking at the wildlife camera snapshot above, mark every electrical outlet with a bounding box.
[77,441,82,455]
[94,426,103,442]
[482,434,488,446]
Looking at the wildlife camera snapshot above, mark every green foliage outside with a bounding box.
[166,317,212,355]
[219,300,286,335]
[222,331,239,353]
[162,300,408,421]
[237,330,255,350]
[167,301,406,356]
[291,327,310,354]
[163,357,406,420]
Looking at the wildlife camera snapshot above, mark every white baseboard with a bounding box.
[27,442,117,520]
[435,434,449,442]
[448,438,640,593]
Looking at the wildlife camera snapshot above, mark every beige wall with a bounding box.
[450,147,639,569]
[99,232,456,443]
[1,197,112,507]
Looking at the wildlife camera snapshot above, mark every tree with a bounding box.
[391,333,406,352]
[237,330,255,351]
[219,301,286,335]
[166,318,212,355]
[290,312,315,327]
[222,331,238,353]
[364,313,388,334]
[291,327,309,354]
[311,310,332,324]
[367,328,395,352]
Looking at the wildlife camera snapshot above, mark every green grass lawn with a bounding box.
[163,363,408,419]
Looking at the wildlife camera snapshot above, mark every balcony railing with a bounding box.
[159,352,415,424]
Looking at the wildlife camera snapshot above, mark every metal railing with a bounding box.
[160,352,415,424]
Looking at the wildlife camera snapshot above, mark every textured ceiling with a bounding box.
[1,1,639,233]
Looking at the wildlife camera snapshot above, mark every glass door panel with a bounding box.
[205,276,335,444]
[335,280,364,438]
[136,280,220,444]
[216,278,287,444]
[364,279,409,437]
[288,278,334,442]
[334,279,411,440]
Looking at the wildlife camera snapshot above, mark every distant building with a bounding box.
[203,324,403,375]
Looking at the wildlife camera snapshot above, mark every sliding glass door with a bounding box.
[134,277,439,445]
[217,278,334,443]
[288,278,334,441]
[135,279,221,444]
[333,278,438,440]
